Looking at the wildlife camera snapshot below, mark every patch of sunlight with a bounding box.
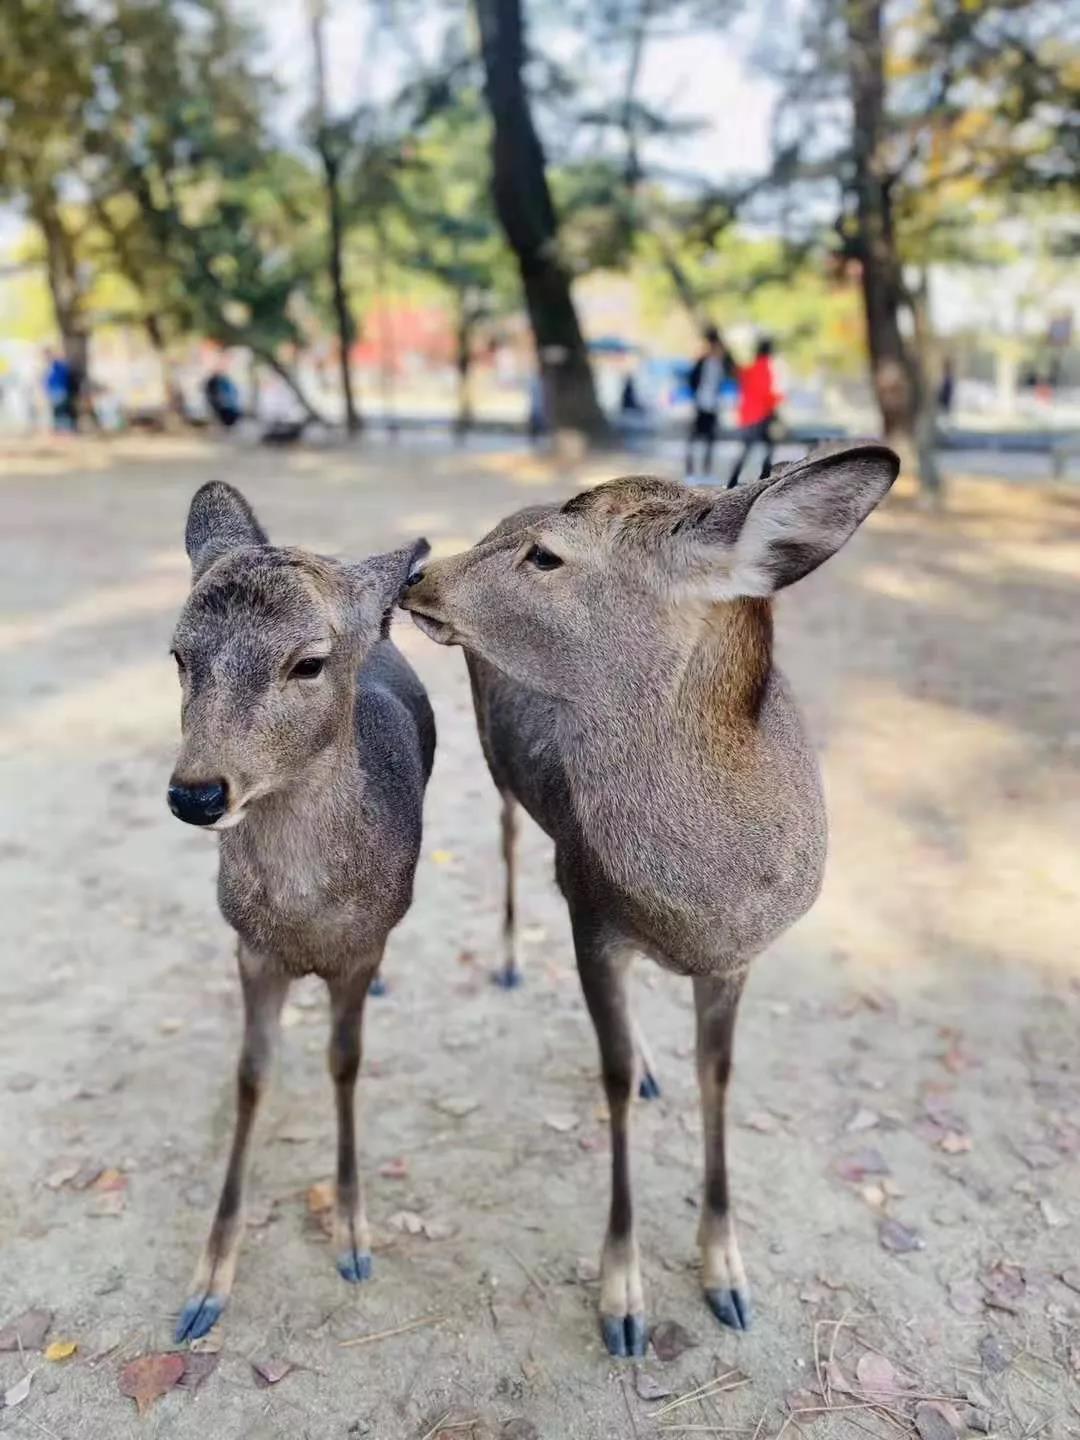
[0,659,174,757]
[991,541,1080,580]
[854,563,978,611]
[0,571,186,653]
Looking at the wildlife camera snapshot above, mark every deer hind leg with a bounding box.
[491,791,521,989]
[328,960,379,1283]
[693,972,750,1331]
[176,957,288,1342]
[574,923,646,1357]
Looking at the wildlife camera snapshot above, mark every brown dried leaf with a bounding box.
[45,1339,77,1361]
[118,1352,185,1415]
[0,1308,53,1351]
[388,1209,425,1235]
[252,1356,293,1387]
[856,1352,904,1397]
[90,1190,126,1217]
[939,1132,973,1154]
[978,1335,1011,1374]
[914,1400,963,1440]
[878,1217,925,1253]
[981,1262,1025,1313]
[835,1148,890,1183]
[44,1160,81,1190]
[378,1157,409,1180]
[176,1352,219,1391]
[69,1161,104,1191]
[650,1319,697,1362]
[634,1369,673,1400]
[786,1387,826,1423]
[306,1181,334,1215]
[93,1168,128,1193]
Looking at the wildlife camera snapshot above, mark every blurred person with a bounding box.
[203,368,241,427]
[685,326,734,477]
[937,356,955,417]
[43,347,76,432]
[727,337,782,488]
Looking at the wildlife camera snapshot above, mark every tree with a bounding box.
[763,0,1077,494]
[307,0,361,432]
[473,0,611,442]
[0,0,96,392]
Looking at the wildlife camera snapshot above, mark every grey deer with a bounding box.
[167,481,434,1341]
[403,441,898,1356]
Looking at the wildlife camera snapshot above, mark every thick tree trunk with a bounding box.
[455,303,474,441]
[34,192,89,405]
[309,0,361,435]
[845,0,940,496]
[474,0,610,444]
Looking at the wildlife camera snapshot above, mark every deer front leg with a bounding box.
[327,961,379,1283]
[575,925,645,1357]
[694,972,750,1331]
[492,791,521,988]
[176,955,288,1342]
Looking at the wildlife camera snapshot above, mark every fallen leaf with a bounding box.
[575,1257,600,1283]
[786,1387,826,1423]
[177,1352,219,1391]
[856,1353,904,1397]
[306,1181,334,1214]
[90,1190,126,1217]
[939,1132,973,1154]
[824,1360,854,1394]
[650,1319,697,1362]
[501,1422,538,1440]
[252,1356,293,1387]
[379,1157,409,1180]
[860,1183,887,1210]
[835,1148,890,1183]
[878,1218,925,1253]
[981,1262,1025,1313]
[45,1339,77,1361]
[846,1107,881,1134]
[190,1327,223,1355]
[118,1352,185,1415]
[635,1369,674,1400]
[978,1335,1011,1374]
[742,1111,779,1134]
[44,1161,81,1190]
[430,849,455,866]
[93,1168,127,1193]
[544,1113,579,1133]
[0,1308,52,1351]
[421,1218,458,1241]
[69,1161,104,1190]
[388,1209,425,1235]
[4,1372,32,1408]
[914,1400,963,1440]
[947,1279,983,1316]
[434,1095,479,1119]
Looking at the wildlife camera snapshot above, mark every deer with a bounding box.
[402,441,898,1357]
[166,481,434,1342]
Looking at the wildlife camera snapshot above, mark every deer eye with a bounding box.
[290,655,326,680]
[524,544,563,571]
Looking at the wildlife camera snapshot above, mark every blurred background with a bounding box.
[0,0,1077,489]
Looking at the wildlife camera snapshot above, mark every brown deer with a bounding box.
[167,481,434,1342]
[403,442,898,1356]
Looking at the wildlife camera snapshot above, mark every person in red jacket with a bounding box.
[727,338,782,488]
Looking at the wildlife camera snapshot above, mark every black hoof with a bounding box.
[491,966,523,990]
[369,975,388,997]
[175,1293,225,1343]
[638,1070,662,1100]
[706,1287,751,1331]
[600,1312,648,1358]
[336,1249,373,1283]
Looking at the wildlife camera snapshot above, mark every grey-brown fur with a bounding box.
[404,441,898,1356]
[168,481,434,1342]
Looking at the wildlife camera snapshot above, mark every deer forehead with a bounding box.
[176,550,341,651]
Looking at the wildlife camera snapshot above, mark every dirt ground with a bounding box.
[1,435,1078,1440]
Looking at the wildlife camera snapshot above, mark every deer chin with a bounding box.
[209,807,248,832]
[408,609,457,646]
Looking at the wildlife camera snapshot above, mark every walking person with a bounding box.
[727,338,782,488]
[685,326,734,479]
[43,348,76,433]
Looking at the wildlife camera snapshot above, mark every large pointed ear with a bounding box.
[717,442,898,597]
[185,481,269,580]
[345,537,430,633]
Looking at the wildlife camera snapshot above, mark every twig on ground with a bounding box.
[653,1372,751,1418]
[504,1245,548,1299]
[418,1412,450,1440]
[621,1375,641,1439]
[339,1313,447,1349]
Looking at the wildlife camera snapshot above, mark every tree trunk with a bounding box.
[455,302,474,441]
[144,314,185,420]
[845,0,939,496]
[309,0,361,435]
[34,191,89,406]
[473,0,610,444]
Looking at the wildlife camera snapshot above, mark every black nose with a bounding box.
[168,780,228,826]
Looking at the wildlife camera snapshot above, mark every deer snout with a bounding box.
[168,778,229,827]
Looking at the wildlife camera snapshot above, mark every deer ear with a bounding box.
[723,442,898,596]
[346,538,430,633]
[185,482,269,580]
